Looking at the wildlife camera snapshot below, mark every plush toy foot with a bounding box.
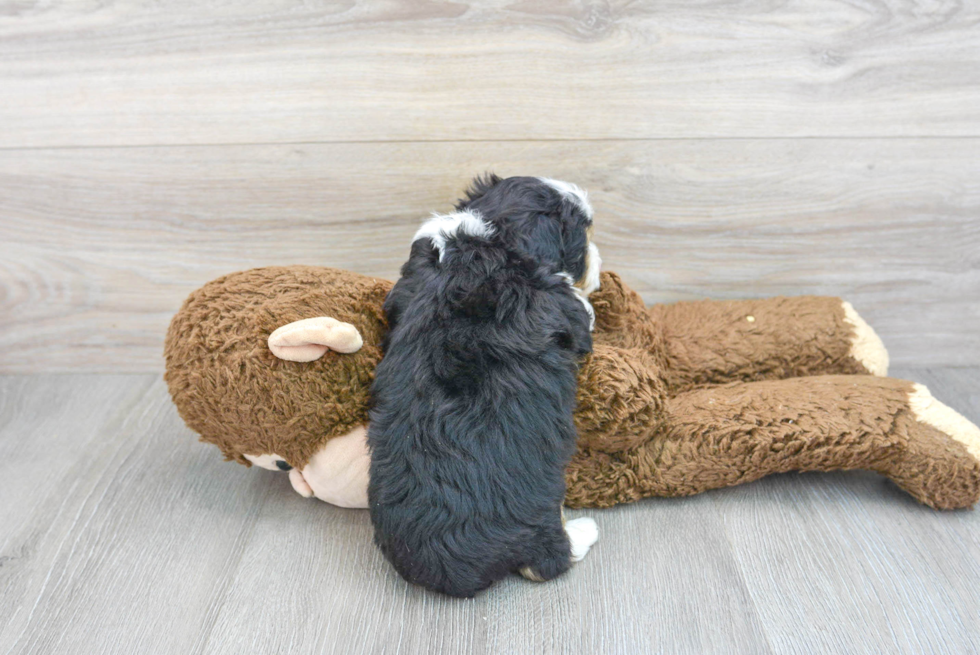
[841,301,889,376]
[563,375,980,510]
[908,384,980,459]
[650,296,889,392]
[893,384,980,509]
[268,317,363,362]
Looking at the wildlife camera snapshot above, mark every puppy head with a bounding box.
[412,209,493,263]
[455,174,602,323]
[456,175,600,289]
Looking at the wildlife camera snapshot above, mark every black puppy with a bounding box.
[368,175,601,598]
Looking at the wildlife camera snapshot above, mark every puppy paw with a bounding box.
[518,566,547,583]
[565,517,599,562]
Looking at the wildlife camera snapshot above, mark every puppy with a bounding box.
[368,175,601,598]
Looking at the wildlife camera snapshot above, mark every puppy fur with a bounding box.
[368,175,600,597]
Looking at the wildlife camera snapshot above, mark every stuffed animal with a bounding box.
[164,266,980,510]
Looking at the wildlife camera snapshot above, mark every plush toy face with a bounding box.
[242,427,371,508]
[243,453,316,499]
[243,453,292,471]
[163,266,393,492]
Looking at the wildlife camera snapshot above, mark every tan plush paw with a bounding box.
[909,383,980,462]
[842,301,889,376]
[268,317,363,362]
[300,425,370,508]
[289,468,314,498]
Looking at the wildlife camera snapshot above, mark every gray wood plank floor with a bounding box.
[1,368,977,654]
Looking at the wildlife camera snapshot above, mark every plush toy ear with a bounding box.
[268,317,363,362]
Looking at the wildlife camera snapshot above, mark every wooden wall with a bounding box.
[1,1,978,372]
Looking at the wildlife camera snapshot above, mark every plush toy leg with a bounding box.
[648,296,889,393]
[564,375,980,510]
[268,317,364,362]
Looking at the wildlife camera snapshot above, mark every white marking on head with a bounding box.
[580,242,602,296]
[412,209,493,262]
[558,272,596,331]
[537,177,594,219]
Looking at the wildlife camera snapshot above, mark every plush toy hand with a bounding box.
[299,426,371,508]
[288,468,315,497]
[268,317,364,362]
[574,345,667,453]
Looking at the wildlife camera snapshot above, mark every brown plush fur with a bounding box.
[164,266,980,510]
[165,267,388,468]
[649,295,869,394]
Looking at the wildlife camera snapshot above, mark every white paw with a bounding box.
[565,517,599,562]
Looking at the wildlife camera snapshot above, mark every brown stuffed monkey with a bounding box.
[164,266,980,511]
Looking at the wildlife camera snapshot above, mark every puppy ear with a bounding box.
[557,201,591,283]
[507,213,565,270]
[554,287,593,357]
[383,238,438,335]
[456,172,502,209]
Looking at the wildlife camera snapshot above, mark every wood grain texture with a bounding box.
[717,367,980,654]
[0,375,275,654]
[1,1,979,147]
[0,369,977,653]
[2,139,977,372]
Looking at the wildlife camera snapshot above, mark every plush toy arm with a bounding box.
[573,345,668,453]
[268,317,363,362]
[648,296,889,394]
[589,272,669,355]
[564,375,980,510]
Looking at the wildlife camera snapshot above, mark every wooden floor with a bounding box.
[2,1,979,652]
[1,368,978,654]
